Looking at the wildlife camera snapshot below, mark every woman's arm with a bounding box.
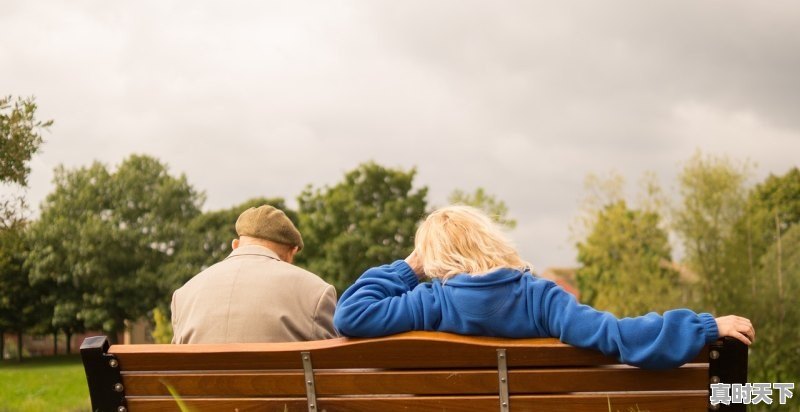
[539,282,719,369]
[333,260,441,337]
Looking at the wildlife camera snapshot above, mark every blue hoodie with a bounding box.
[333,260,719,369]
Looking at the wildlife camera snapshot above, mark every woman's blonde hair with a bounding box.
[415,205,530,280]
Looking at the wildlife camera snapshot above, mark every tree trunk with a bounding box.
[17,332,23,362]
[1,330,4,360]
[66,331,72,354]
[107,321,122,345]
[747,212,755,296]
[775,212,784,342]
[53,331,58,356]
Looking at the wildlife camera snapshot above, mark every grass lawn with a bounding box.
[0,355,89,412]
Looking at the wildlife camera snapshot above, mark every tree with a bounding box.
[721,168,800,309]
[742,168,800,268]
[571,171,627,244]
[673,152,750,313]
[576,201,680,317]
[0,96,51,358]
[1,96,52,231]
[0,96,52,186]
[150,307,172,345]
[296,162,428,292]
[27,155,203,342]
[748,224,800,384]
[0,222,46,360]
[448,187,517,229]
[719,168,800,389]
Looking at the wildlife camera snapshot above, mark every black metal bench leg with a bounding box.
[81,336,127,412]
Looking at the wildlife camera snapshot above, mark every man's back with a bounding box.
[171,245,337,343]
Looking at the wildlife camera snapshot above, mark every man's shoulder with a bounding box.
[223,253,332,290]
[176,255,332,293]
[273,261,333,290]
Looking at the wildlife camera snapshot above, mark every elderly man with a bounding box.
[171,205,337,343]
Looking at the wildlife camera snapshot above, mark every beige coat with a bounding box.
[171,245,338,343]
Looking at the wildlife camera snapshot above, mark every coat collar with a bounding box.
[225,244,282,261]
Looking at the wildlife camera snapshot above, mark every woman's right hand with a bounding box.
[404,250,425,279]
[715,315,755,345]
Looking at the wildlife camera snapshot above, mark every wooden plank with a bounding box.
[126,392,709,412]
[123,371,306,397]
[126,397,307,412]
[122,364,708,396]
[114,331,704,371]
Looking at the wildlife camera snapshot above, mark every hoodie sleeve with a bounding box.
[334,260,441,337]
[539,282,719,369]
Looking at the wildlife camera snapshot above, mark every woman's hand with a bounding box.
[715,315,755,345]
[404,250,425,279]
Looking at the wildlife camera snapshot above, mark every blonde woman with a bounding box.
[333,205,755,369]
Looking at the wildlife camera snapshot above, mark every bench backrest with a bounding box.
[81,331,747,412]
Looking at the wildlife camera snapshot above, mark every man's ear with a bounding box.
[286,246,300,264]
[231,238,240,250]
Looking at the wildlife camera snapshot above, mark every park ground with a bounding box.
[0,355,89,411]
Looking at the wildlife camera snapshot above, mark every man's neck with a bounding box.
[237,238,290,262]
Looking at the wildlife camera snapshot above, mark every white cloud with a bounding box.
[2,0,798,268]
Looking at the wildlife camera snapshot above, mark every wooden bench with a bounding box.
[81,331,747,412]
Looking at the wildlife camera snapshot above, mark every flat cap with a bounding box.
[235,205,304,250]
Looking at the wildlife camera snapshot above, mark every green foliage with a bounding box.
[26,155,203,339]
[163,380,195,412]
[722,168,800,389]
[448,187,517,229]
[723,168,800,310]
[748,224,800,384]
[571,171,627,245]
[151,307,173,344]
[743,168,800,266]
[0,96,52,351]
[674,161,799,389]
[0,96,52,187]
[673,152,750,313]
[296,162,428,292]
[0,222,47,358]
[576,201,680,317]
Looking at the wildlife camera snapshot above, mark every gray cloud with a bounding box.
[2,0,798,269]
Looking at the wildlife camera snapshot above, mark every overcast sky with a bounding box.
[2,0,799,269]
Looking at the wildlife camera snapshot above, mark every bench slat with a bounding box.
[122,364,708,396]
[126,392,709,411]
[111,331,707,371]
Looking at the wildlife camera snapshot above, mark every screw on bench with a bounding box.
[109,359,118,368]
[114,383,124,392]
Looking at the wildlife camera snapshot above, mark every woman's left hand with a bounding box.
[715,315,755,345]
